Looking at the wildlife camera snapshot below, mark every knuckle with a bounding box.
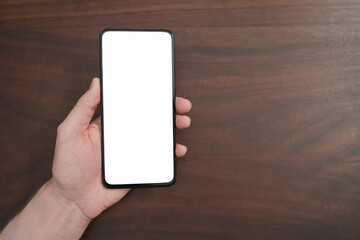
[56,123,65,136]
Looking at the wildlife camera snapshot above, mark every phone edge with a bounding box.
[99,29,177,189]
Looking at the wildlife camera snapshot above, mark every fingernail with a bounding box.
[89,78,98,90]
[187,99,192,110]
[186,116,191,127]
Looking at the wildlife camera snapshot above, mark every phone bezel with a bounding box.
[99,29,176,189]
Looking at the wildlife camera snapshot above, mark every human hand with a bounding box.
[50,77,192,220]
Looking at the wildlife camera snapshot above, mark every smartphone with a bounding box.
[100,29,175,188]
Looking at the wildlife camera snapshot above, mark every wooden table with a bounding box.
[1,1,360,239]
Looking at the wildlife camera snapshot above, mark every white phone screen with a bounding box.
[101,30,175,187]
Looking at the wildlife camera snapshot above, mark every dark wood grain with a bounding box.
[1,0,360,239]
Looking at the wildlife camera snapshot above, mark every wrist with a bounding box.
[43,179,91,222]
[0,179,91,240]
[37,179,91,238]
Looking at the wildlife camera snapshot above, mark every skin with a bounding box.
[0,78,192,239]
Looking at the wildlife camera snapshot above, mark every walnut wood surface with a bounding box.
[1,1,360,239]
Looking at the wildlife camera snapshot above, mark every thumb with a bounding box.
[61,78,100,133]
